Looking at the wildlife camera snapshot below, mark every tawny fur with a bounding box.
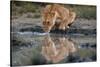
[42,4,76,32]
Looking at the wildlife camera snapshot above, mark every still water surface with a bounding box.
[11,32,96,66]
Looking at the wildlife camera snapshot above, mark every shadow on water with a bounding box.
[11,32,96,66]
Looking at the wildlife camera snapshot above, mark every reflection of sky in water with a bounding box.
[11,32,96,66]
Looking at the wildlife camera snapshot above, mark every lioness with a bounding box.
[42,4,76,32]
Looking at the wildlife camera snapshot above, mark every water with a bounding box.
[17,32,49,35]
[11,32,96,66]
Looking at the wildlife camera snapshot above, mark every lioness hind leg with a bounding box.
[67,12,76,27]
[68,22,73,27]
[59,19,68,30]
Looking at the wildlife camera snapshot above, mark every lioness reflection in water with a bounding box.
[41,35,76,63]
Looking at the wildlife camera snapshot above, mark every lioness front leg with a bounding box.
[59,19,68,30]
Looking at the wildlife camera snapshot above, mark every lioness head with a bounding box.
[42,11,57,32]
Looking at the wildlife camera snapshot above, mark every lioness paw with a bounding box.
[59,26,66,30]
